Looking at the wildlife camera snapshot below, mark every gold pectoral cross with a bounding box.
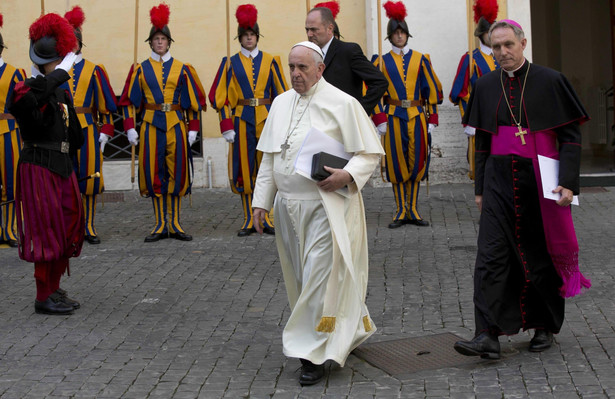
[515,125,527,145]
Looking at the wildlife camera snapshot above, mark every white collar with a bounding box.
[321,36,334,57]
[74,54,84,65]
[480,42,493,55]
[150,51,172,63]
[0,58,4,68]
[240,46,259,58]
[392,44,410,56]
[503,59,527,77]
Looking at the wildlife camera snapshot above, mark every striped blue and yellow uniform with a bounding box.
[120,56,206,235]
[0,62,26,244]
[450,48,499,119]
[449,48,499,179]
[372,50,443,222]
[68,58,117,239]
[209,51,287,230]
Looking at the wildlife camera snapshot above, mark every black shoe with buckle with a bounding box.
[237,227,256,237]
[35,292,74,315]
[299,359,325,386]
[145,232,168,242]
[409,219,430,227]
[170,232,193,241]
[454,331,501,359]
[388,219,410,229]
[529,330,553,352]
[55,288,80,309]
[85,235,101,245]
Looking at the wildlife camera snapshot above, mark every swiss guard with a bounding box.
[209,4,287,237]
[11,12,85,314]
[0,13,26,248]
[449,0,499,179]
[120,3,207,243]
[65,6,118,245]
[371,0,443,229]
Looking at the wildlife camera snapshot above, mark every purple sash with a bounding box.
[491,126,590,298]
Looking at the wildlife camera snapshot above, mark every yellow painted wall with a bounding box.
[1,0,367,138]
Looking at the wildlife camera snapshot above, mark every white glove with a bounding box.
[55,52,78,72]
[188,130,198,146]
[127,128,139,146]
[99,133,110,152]
[31,64,43,78]
[376,122,388,136]
[222,129,236,143]
[464,126,476,137]
[428,123,436,135]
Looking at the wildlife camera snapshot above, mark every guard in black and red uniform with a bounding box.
[10,13,84,315]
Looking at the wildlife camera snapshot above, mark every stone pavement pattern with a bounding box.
[1,184,614,399]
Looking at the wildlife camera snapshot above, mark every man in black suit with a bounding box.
[305,6,387,116]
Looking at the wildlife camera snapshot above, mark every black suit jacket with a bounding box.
[323,38,387,115]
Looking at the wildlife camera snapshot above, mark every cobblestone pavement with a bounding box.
[1,184,614,399]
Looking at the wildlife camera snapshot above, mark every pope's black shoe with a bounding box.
[263,226,275,235]
[409,219,430,227]
[35,293,74,315]
[299,359,325,386]
[388,219,410,229]
[170,232,193,241]
[529,329,553,352]
[85,235,101,245]
[55,288,80,309]
[237,227,256,237]
[145,232,168,242]
[454,331,501,359]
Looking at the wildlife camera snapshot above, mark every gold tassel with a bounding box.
[316,316,336,332]
[363,316,372,332]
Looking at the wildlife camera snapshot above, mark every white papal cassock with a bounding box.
[253,78,384,366]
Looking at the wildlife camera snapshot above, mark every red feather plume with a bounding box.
[473,0,498,24]
[383,1,407,21]
[64,6,85,30]
[150,3,170,30]
[236,4,257,29]
[0,13,3,29]
[314,1,340,19]
[29,13,77,57]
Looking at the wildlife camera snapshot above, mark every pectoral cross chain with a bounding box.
[515,125,527,145]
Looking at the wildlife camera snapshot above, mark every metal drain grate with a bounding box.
[352,333,481,378]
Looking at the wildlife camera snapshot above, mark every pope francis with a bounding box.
[253,41,384,386]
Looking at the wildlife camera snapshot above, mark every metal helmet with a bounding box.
[473,0,498,40]
[383,1,412,40]
[236,4,260,40]
[146,3,173,43]
[65,6,85,52]
[0,13,5,52]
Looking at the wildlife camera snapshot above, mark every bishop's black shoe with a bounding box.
[35,293,74,315]
[170,232,193,241]
[529,329,553,352]
[55,288,80,309]
[454,331,501,359]
[299,359,325,386]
